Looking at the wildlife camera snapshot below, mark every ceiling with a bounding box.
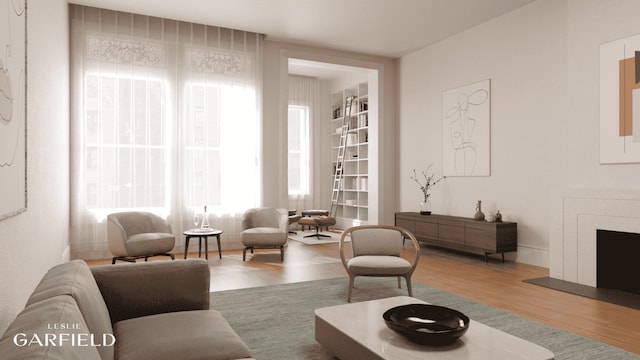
[70,0,536,59]
[287,58,373,80]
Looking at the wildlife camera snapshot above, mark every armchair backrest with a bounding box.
[241,208,288,232]
[107,211,172,237]
[350,227,403,257]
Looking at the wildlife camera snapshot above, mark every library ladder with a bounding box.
[330,96,355,217]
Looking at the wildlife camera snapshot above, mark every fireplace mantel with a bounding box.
[549,188,640,287]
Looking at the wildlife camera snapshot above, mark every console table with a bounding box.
[395,212,517,262]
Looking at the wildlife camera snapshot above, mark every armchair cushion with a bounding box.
[125,233,175,257]
[347,256,412,275]
[241,227,287,247]
[114,310,252,360]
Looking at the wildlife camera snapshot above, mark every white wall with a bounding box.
[566,0,640,188]
[0,0,70,334]
[547,0,640,279]
[398,0,569,266]
[398,0,640,267]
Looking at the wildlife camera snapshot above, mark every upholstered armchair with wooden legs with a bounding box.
[339,225,420,302]
[241,208,289,261]
[107,211,176,264]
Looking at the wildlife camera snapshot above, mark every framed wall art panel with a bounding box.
[0,0,27,220]
[600,33,640,164]
[442,79,491,177]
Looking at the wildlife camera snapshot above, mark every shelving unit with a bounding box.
[331,82,369,224]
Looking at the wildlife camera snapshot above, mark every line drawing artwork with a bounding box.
[0,0,27,219]
[442,79,490,176]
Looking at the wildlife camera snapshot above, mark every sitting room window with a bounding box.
[84,75,169,210]
[183,83,222,208]
[288,104,310,196]
[287,75,320,212]
[70,5,262,258]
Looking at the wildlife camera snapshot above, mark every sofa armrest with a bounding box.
[90,259,210,324]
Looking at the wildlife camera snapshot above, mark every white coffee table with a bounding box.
[315,296,554,360]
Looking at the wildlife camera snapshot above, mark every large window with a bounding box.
[70,5,262,257]
[84,75,168,211]
[183,83,222,208]
[288,105,310,196]
[287,75,320,213]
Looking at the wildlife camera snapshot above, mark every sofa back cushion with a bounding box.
[0,295,102,360]
[91,259,210,324]
[26,260,114,360]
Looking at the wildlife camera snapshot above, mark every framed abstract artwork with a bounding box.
[442,79,491,177]
[0,0,27,220]
[600,33,640,164]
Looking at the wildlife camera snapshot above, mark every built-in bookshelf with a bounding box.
[330,82,368,224]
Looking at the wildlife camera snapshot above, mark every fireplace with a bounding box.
[597,229,640,294]
[542,189,640,308]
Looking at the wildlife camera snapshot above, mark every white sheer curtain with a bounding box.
[288,75,322,213]
[70,5,262,259]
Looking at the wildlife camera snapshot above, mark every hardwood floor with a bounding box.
[86,240,640,355]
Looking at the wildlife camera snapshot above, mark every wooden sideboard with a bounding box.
[395,212,517,262]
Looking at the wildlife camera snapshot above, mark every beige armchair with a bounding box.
[107,211,176,264]
[241,208,288,261]
[339,225,420,302]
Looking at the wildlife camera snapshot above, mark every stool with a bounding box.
[300,209,329,231]
[299,216,336,239]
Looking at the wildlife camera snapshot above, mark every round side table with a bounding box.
[183,229,223,260]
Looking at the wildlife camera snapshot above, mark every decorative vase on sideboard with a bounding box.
[420,198,432,215]
[474,200,485,221]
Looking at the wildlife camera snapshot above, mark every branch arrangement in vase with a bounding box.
[411,164,445,204]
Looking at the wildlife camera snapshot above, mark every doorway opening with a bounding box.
[286,58,378,230]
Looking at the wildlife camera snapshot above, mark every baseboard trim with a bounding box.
[515,244,549,268]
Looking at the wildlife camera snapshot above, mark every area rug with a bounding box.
[210,277,639,360]
[288,230,346,245]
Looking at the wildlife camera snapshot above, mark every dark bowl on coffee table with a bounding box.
[383,304,470,345]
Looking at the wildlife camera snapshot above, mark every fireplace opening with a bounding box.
[597,229,640,294]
